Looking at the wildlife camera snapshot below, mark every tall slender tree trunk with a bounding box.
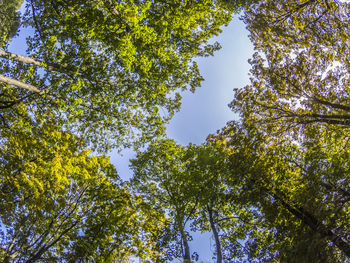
[207,205,222,263]
[179,225,191,262]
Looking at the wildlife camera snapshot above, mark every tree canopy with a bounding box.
[0,0,247,261]
[130,139,244,262]
[0,116,167,262]
[2,0,350,262]
[128,0,350,261]
[232,0,350,138]
[0,0,237,152]
[0,0,22,46]
[209,122,350,262]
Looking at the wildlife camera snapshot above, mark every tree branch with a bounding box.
[0,74,44,94]
[0,50,74,77]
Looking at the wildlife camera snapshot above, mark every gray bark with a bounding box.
[207,205,222,263]
[0,74,44,94]
[179,225,191,263]
[0,50,73,76]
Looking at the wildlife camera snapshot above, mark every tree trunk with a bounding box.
[207,205,222,263]
[179,225,191,263]
[313,96,350,112]
[271,191,350,258]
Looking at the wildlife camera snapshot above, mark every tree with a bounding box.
[130,139,196,262]
[0,0,240,152]
[0,110,167,262]
[231,0,350,137]
[184,143,245,263]
[130,138,253,262]
[211,121,350,262]
[223,0,350,261]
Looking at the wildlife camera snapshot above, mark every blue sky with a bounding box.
[167,17,253,145]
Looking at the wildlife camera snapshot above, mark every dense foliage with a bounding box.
[0,117,167,262]
[0,0,22,46]
[211,122,350,262]
[130,139,237,262]
[129,0,350,262]
[1,0,234,151]
[2,0,350,262]
[232,0,350,137]
[0,0,245,261]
